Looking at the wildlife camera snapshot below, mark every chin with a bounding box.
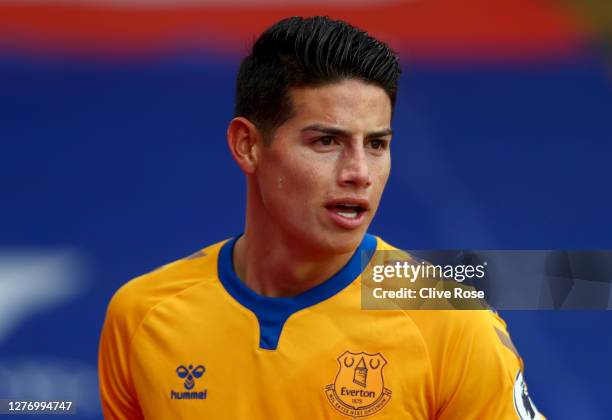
[306,229,366,257]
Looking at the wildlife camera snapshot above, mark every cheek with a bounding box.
[373,156,390,178]
[261,151,325,209]
[370,157,391,201]
[282,166,323,205]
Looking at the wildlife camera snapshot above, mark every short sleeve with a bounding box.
[435,311,544,420]
[98,290,144,420]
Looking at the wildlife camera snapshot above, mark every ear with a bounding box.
[226,117,262,174]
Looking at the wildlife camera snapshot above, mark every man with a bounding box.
[99,16,541,419]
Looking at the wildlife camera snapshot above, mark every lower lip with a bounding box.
[325,207,367,230]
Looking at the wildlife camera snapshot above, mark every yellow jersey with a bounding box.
[99,234,542,419]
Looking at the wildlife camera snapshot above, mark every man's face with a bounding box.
[254,78,392,255]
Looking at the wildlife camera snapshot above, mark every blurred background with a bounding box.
[1,0,611,418]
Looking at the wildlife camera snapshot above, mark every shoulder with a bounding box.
[406,309,522,405]
[408,310,523,409]
[102,238,229,335]
[367,235,534,415]
[408,309,514,352]
[371,236,519,367]
[372,236,509,334]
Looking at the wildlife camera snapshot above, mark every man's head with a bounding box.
[228,16,400,256]
[234,16,401,142]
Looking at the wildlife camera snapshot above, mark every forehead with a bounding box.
[287,79,392,130]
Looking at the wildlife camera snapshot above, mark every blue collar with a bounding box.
[217,233,377,350]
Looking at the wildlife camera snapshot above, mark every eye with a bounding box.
[316,136,336,146]
[311,136,341,151]
[368,139,388,150]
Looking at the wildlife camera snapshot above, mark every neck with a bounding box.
[232,186,357,298]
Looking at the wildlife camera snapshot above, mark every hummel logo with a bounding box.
[170,364,207,401]
[176,364,205,390]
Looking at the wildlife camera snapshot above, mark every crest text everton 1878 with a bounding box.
[325,351,392,418]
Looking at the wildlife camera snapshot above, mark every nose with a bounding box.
[338,146,371,189]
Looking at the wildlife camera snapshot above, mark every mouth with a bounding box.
[327,203,366,219]
[324,199,370,229]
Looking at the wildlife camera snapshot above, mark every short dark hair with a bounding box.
[234,16,401,143]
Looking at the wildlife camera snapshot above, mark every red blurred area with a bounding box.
[0,0,593,62]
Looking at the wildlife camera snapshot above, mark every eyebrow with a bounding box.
[301,124,393,138]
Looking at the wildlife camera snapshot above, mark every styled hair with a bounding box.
[234,16,401,143]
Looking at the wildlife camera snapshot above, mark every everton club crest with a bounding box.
[325,351,392,418]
